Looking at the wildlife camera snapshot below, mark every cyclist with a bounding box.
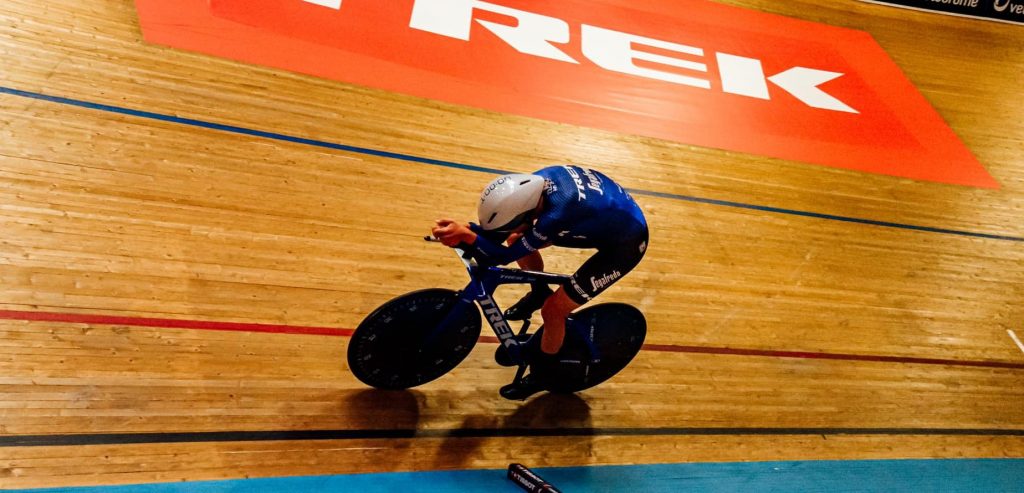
[431,165,648,399]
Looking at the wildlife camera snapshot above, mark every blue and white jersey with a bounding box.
[531,166,646,248]
[472,166,647,265]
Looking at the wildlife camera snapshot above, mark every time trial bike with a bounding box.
[347,238,646,399]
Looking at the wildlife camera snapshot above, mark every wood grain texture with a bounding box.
[0,0,1022,488]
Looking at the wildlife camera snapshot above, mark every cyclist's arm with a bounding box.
[508,232,544,272]
[468,223,549,266]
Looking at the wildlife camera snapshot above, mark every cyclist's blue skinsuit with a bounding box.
[470,165,648,304]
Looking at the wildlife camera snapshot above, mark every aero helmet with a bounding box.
[478,173,545,232]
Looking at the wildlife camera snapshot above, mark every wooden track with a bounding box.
[1,0,1022,488]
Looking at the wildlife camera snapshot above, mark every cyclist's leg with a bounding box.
[496,239,549,365]
[515,249,544,271]
[545,229,649,354]
[505,247,553,321]
[538,288,579,354]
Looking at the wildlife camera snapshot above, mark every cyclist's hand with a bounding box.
[432,219,476,247]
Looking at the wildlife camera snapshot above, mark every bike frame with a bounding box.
[426,243,569,369]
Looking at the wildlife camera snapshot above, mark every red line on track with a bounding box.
[642,344,1024,370]
[0,310,354,337]
[2,310,1022,370]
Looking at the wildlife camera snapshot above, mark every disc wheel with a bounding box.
[534,303,646,393]
[348,289,481,390]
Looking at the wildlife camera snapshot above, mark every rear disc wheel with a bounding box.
[535,303,646,393]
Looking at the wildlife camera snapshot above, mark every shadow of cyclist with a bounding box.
[504,392,593,429]
[431,392,593,468]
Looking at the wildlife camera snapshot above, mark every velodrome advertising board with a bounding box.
[134,0,999,188]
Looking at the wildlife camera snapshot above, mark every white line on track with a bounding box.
[1008,330,1024,355]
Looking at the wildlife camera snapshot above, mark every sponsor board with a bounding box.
[862,0,1024,25]
[134,0,998,188]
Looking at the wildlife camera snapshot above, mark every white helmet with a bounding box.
[478,173,545,232]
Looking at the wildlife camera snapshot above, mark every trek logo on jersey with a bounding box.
[136,0,998,188]
[569,278,591,301]
[564,166,606,201]
[565,166,589,202]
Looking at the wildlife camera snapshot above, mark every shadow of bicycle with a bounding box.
[432,392,594,469]
[343,388,424,430]
[504,392,594,429]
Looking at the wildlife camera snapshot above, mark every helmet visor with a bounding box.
[488,210,533,235]
[477,229,512,244]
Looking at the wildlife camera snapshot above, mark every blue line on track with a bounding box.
[2,86,1020,243]
[632,189,1024,241]
[8,459,1024,493]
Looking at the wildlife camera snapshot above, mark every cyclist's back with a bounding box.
[532,165,647,250]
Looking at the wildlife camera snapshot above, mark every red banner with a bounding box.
[134,0,997,188]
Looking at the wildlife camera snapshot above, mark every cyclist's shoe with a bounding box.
[504,285,554,321]
[499,374,545,401]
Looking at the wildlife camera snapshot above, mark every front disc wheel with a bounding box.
[347,289,482,390]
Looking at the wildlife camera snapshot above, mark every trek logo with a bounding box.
[569,278,591,302]
[478,295,514,346]
[565,166,602,200]
[308,0,856,113]
[137,0,998,187]
[564,166,606,202]
[565,166,588,201]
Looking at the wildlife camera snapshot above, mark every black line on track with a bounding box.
[4,427,1024,447]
